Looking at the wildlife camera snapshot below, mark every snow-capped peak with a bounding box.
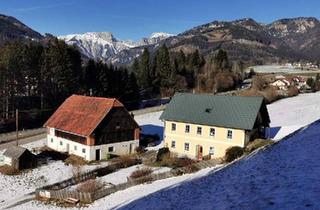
[58,31,173,62]
[149,32,174,39]
[59,32,116,45]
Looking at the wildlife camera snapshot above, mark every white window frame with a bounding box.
[171,141,176,148]
[60,141,63,146]
[184,143,189,151]
[74,145,77,151]
[185,125,190,133]
[227,130,233,139]
[210,128,215,137]
[171,123,176,131]
[51,138,53,143]
[197,126,202,135]
[82,148,86,153]
[209,147,214,155]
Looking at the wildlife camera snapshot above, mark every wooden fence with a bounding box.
[36,158,142,202]
[36,158,218,204]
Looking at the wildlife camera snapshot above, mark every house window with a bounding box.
[60,141,63,146]
[108,146,114,152]
[209,147,214,155]
[116,122,120,129]
[197,126,202,135]
[51,138,53,143]
[227,130,233,139]
[184,143,189,151]
[171,141,176,148]
[82,148,86,153]
[210,128,215,136]
[171,123,176,131]
[74,146,77,151]
[185,125,190,133]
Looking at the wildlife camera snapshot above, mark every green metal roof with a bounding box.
[160,92,268,130]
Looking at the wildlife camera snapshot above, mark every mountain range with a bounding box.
[58,32,173,62]
[117,17,320,65]
[0,13,320,65]
[0,14,43,44]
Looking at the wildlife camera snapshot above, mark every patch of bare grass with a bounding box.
[64,155,88,166]
[129,167,153,179]
[0,165,19,175]
[77,178,103,193]
[245,139,274,154]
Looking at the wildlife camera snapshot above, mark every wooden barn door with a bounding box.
[96,149,100,160]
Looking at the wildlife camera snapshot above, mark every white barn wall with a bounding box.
[46,129,139,161]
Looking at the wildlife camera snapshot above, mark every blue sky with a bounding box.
[1,0,320,41]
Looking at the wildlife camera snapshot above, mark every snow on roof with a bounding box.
[3,146,28,160]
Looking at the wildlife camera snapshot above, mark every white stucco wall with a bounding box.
[46,130,139,161]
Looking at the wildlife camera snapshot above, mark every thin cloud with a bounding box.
[14,2,75,12]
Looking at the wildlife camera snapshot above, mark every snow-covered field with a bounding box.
[0,140,108,209]
[267,92,320,140]
[1,92,320,209]
[249,65,320,74]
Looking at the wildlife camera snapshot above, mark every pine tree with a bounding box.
[138,48,151,89]
[214,49,229,71]
[176,50,186,73]
[83,59,98,95]
[123,72,141,109]
[155,44,171,87]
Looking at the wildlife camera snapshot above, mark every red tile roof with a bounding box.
[44,95,124,137]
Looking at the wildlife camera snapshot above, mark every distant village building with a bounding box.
[271,76,306,91]
[271,79,291,90]
[291,76,306,89]
[160,93,270,160]
[44,95,140,161]
[2,146,37,170]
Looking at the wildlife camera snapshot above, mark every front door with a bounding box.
[196,145,203,160]
[96,149,100,160]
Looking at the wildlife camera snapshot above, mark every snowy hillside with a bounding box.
[267,92,320,139]
[119,119,320,209]
[59,32,173,62]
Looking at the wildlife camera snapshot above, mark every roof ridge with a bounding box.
[175,92,264,99]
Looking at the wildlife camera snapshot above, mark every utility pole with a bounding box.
[16,109,18,146]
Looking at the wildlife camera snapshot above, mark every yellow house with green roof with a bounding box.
[160,93,270,160]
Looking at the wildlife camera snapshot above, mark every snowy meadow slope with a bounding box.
[119,119,320,210]
[267,92,320,139]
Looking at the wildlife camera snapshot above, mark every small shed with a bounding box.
[3,146,37,170]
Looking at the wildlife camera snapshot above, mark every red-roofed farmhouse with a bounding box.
[44,95,140,161]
